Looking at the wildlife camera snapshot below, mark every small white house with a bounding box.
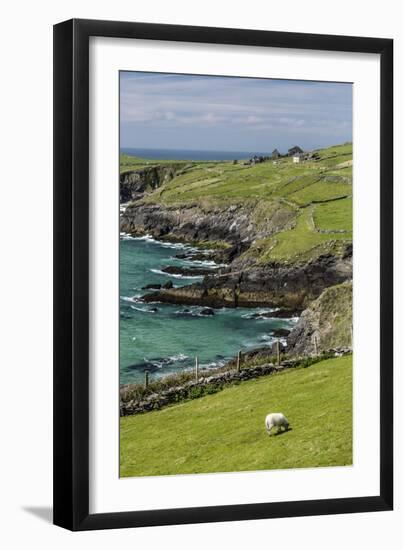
[293,155,301,163]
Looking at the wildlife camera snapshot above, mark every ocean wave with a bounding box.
[260,334,288,346]
[130,305,158,313]
[159,241,194,251]
[173,258,227,269]
[121,233,164,245]
[168,353,189,362]
[131,234,157,242]
[120,232,136,240]
[120,294,142,303]
[150,268,203,279]
[133,235,195,250]
[121,233,200,252]
[241,311,275,320]
[173,307,218,318]
[260,334,273,342]
[142,353,190,369]
[200,360,226,369]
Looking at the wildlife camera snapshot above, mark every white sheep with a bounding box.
[265,413,290,436]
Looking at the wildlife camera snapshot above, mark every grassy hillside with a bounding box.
[121,143,352,264]
[120,355,352,477]
[147,143,352,206]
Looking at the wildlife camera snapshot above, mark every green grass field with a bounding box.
[251,206,352,263]
[313,197,353,232]
[120,355,352,477]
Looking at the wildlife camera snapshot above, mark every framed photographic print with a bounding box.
[53,19,393,530]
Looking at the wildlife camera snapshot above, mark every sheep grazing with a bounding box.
[265,413,290,436]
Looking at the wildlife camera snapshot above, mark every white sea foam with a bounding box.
[174,309,196,316]
[159,241,189,250]
[241,312,269,320]
[126,235,197,253]
[260,334,273,342]
[168,353,189,362]
[260,334,288,346]
[120,232,136,240]
[150,269,203,279]
[122,233,164,245]
[143,353,190,369]
[132,234,157,242]
[172,257,227,269]
[200,360,226,369]
[174,306,202,317]
[120,294,142,303]
[241,308,285,320]
[130,305,157,313]
[143,358,164,369]
[173,307,220,318]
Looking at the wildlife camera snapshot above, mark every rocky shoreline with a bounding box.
[141,251,351,311]
[121,204,351,311]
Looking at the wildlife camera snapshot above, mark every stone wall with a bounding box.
[120,349,351,416]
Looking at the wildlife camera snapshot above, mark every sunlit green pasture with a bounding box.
[120,355,352,477]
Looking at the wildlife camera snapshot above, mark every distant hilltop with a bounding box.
[243,144,317,165]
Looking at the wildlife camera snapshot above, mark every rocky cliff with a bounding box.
[120,164,184,203]
[120,199,295,244]
[286,281,352,354]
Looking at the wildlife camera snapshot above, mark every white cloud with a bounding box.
[120,72,352,150]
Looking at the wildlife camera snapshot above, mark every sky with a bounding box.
[120,71,352,153]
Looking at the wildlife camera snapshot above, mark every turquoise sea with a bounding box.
[121,147,270,161]
[119,235,297,385]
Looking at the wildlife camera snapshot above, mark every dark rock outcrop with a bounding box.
[271,328,291,337]
[199,308,215,316]
[142,283,161,290]
[143,252,352,311]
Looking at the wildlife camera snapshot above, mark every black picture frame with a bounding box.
[53,18,393,531]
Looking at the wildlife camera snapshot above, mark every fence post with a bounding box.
[276,340,281,366]
[144,370,149,389]
[195,356,199,382]
[313,335,318,356]
[237,350,242,372]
